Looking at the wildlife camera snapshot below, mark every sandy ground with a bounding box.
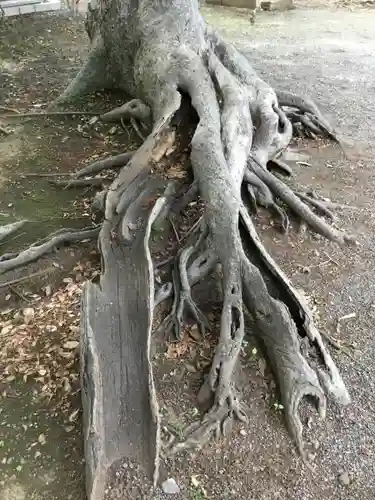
[1,3,375,500]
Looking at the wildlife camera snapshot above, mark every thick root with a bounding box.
[240,204,350,397]
[76,152,135,178]
[240,250,327,460]
[276,90,334,135]
[0,226,100,275]
[237,208,351,460]
[100,99,151,128]
[153,38,351,461]
[154,248,217,308]
[243,170,289,231]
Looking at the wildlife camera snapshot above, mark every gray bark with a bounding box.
[55,0,353,497]
[81,176,168,500]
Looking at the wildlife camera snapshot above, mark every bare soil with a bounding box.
[1,5,375,500]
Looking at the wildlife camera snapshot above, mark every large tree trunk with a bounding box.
[52,1,354,498]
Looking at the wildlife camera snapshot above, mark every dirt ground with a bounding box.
[1,4,375,500]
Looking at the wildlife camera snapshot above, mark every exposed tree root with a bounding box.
[75,151,134,178]
[296,191,336,221]
[238,206,350,456]
[275,90,342,143]
[150,41,351,460]
[50,178,107,188]
[276,90,332,131]
[0,220,28,244]
[0,105,20,113]
[46,1,356,491]
[155,221,211,339]
[0,226,100,275]
[248,157,356,244]
[154,248,217,308]
[267,157,293,177]
[100,99,151,127]
[19,172,73,178]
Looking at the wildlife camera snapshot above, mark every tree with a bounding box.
[0,1,353,498]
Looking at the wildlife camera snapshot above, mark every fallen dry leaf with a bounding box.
[63,341,79,350]
[69,409,79,422]
[0,259,97,415]
[191,475,200,487]
[23,307,35,325]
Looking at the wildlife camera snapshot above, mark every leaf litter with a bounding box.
[0,259,99,415]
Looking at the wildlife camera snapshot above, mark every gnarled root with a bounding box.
[247,157,356,244]
[55,0,353,473]
[275,89,341,143]
[168,390,247,455]
[100,99,151,128]
[155,219,211,339]
[153,35,351,460]
[154,248,217,309]
[161,43,296,454]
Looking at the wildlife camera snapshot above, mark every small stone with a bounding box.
[338,472,351,486]
[239,429,247,436]
[162,478,180,495]
[185,363,197,373]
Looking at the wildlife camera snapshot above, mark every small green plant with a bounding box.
[192,488,205,500]
[151,225,164,234]
[190,476,207,499]
[169,420,185,440]
[273,401,284,412]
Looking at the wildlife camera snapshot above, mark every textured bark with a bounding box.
[55,0,353,497]
[81,176,168,500]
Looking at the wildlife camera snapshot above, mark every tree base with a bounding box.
[1,0,355,496]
